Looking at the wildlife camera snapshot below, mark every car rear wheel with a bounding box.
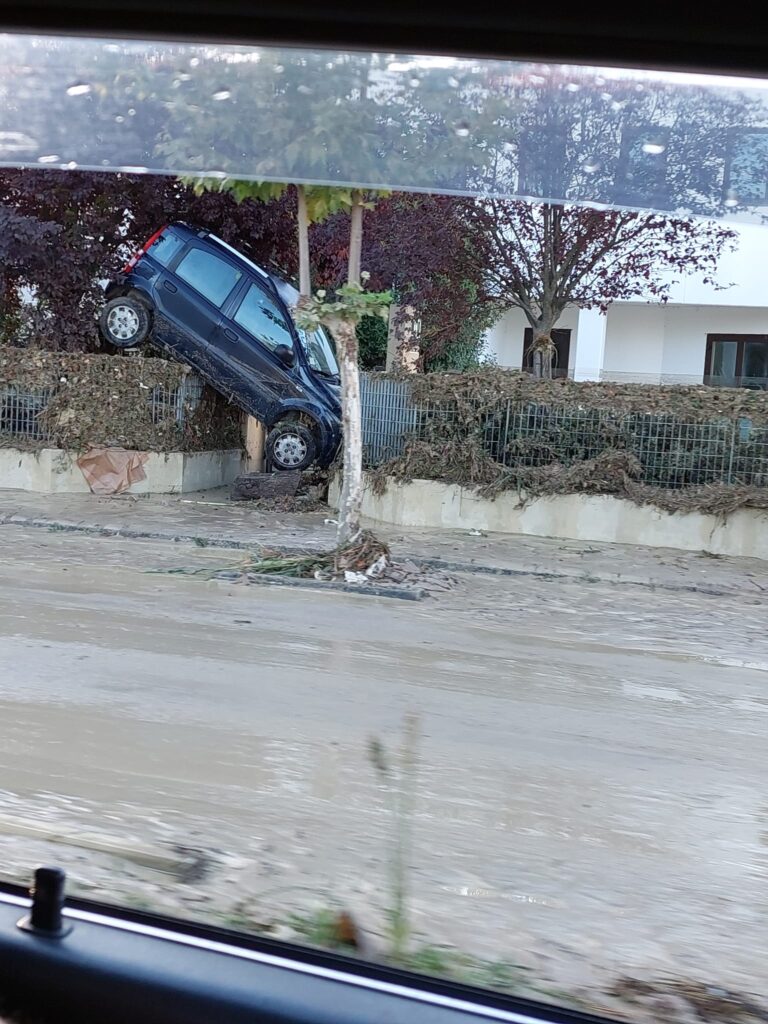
[99,296,151,348]
[266,422,317,471]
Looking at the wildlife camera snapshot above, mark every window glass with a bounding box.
[298,327,339,375]
[710,338,738,381]
[149,232,186,268]
[743,339,768,383]
[727,131,768,204]
[233,283,293,351]
[176,248,242,307]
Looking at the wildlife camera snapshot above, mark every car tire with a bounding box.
[99,296,151,349]
[266,422,317,472]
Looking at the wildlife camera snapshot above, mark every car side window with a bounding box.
[150,232,186,268]
[233,283,293,352]
[175,248,242,307]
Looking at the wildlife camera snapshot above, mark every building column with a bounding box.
[573,308,607,381]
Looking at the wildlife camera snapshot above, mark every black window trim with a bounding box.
[0,882,616,1024]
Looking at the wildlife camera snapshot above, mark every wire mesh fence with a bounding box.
[0,374,205,443]
[360,374,768,489]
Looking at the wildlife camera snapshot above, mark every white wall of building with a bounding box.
[483,222,768,381]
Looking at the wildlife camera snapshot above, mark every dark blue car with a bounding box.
[100,222,341,471]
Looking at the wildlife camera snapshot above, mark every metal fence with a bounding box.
[0,375,204,442]
[360,374,768,489]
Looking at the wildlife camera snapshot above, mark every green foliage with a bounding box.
[295,279,392,331]
[356,315,388,369]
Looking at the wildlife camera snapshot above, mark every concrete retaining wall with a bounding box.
[332,475,768,560]
[0,448,242,494]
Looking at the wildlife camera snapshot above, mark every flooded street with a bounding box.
[0,524,766,1014]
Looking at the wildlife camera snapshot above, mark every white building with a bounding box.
[484,220,768,387]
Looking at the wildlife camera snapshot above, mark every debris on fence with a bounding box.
[364,369,768,513]
[0,347,240,452]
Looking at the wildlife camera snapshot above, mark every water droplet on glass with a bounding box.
[581,159,601,173]
[104,43,121,54]
[409,77,420,88]
[529,74,547,85]
[212,88,231,101]
[65,161,78,170]
[176,72,191,82]
[297,84,313,95]
[114,114,125,123]
[724,191,739,208]
[189,57,200,67]
[454,122,470,137]
[127,108,136,116]
[600,91,612,101]
[101,159,111,166]
[274,64,285,74]
[121,165,149,174]
[594,75,605,86]
[642,141,666,155]
[66,81,91,97]
[448,76,460,88]
[37,154,59,164]
[635,83,644,92]
[565,82,580,92]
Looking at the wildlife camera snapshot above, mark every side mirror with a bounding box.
[274,344,296,368]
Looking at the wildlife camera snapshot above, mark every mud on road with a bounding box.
[0,523,766,1021]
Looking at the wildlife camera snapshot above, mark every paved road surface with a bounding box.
[0,524,766,1014]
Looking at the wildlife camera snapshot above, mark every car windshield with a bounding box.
[2,29,768,1024]
[299,326,339,376]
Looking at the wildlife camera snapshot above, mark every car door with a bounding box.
[151,245,244,370]
[210,279,304,421]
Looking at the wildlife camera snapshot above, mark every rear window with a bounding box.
[175,248,242,307]
[149,232,186,268]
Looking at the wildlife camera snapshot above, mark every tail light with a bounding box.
[122,225,167,273]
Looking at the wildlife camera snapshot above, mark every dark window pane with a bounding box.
[175,249,242,307]
[743,339,768,384]
[233,284,293,352]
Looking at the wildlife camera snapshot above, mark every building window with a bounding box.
[725,130,768,205]
[522,327,571,377]
[705,334,768,389]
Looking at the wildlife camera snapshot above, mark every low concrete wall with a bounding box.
[0,448,242,494]
[332,475,768,560]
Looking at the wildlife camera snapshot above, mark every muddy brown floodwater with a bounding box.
[0,523,766,1021]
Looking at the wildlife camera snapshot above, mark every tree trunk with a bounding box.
[532,330,555,380]
[334,318,363,547]
[296,184,311,298]
[348,194,363,286]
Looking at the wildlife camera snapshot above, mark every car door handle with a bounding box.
[163,281,177,293]
[223,328,238,342]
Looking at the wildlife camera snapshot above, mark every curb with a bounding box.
[0,512,760,598]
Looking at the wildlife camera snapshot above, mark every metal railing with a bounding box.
[360,374,768,489]
[0,375,204,442]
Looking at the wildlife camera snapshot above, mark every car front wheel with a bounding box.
[266,422,317,471]
[99,296,151,349]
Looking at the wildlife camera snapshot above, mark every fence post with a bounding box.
[727,419,737,484]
